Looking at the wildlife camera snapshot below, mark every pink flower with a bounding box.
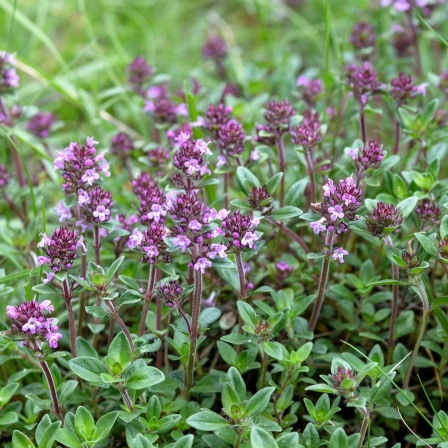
[22,318,42,334]
[207,244,228,259]
[249,150,259,161]
[43,272,55,284]
[217,155,227,166]
[332,247,348,263]
[37,256,51,266]
[46,331,62,348]
[39,300,54,313]
[322,179,336,197]
[172,235,191,252]
[93,205,110,222]
[297,75,308,86]
[128,229,143,249]
[6,305,18,319]
[328,205,344,221]
[241,231,259,248]
[189,220,202,231]
[78,189,90,205]
[76,236,88,253]
[194,257,212,274]
[195,139,213,156]
[175,132,191,146]
[81,169,100,186]
[310,218,326,234]
[37,233,51,248]
[56,201,72,222]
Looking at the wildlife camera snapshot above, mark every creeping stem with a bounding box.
[275,133,286,207]
[120,388,134,410]
[309,231,334,331]
[357,408,371,448]
[403,280,430,389]
[105,300,135,354]
[235,251,247,336]
[360,106,367,143]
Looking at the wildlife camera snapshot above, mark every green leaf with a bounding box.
[226,367,246,401]
[105,256,125,285]
[270,206,303,221]
[396,196,418,218]
[74,406,95,441]
[366,279,408,287]
[171,435,194,448]
[392,174,407,199]
[440,215,448,240]
[220,333,250,345]
[237,301,258,326]
[292,342,313,364]
[126,366,165,390]
[25,393,50,411]
[37,421,61,448]
[69,357,108,384]
[307,252,326,259]
[85,305,108,320]
[245,387,275,417]
[266,173,283,195]
[186,409,231,431]
[69,275,94,291]
[250,427,279,448]
[301,422,320,448]
[108,332,132,370]
[0,411,19,426]
[262,341,284,360]
[222,383,241,416]
[198,307,222,329]
[284,179,308,207]
[55,428,83,448]
[328,427,348,448]
[59,380,78,404]
[217,341,238,366]
[236,166,260,193]
[414,233,438,256]
[119,290,142,307]
[12,431,36,448]
[305,384,337,394]
[0,382,19,406]
[370,372,396,406]
[229,198,252,210]
[94,411,119,441]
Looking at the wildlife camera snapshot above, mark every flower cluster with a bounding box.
[350,22,376,58]
[263,99,295,134]
[248,185,273,215]
[366,202,403,238]
[310,176,362,264]
[0,51,19,91]
[132,173,166,225]
[221,211,261,251]
[204,103,233,138]
[349,140,385,180]
[159,280,184,308]
[416,198,440,224]
[296,76,323,105]
[127,56,152,95]
[27,112,55,138]
[390,72,427,105]
[172,133,212,187]
[254,124,276,146]
[37,227,87,283]
[290,110,322,149]
[345,62,382,106]
[218,119,246,159]
[202,35,227,61]
[78,186,114,224]
[6,299,62,349]
[54,137,110,195]
[332,367,358,395]
[391,24,414,57]
[111,132,134,156]
[129,222,170,264]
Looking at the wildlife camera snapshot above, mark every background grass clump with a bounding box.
[1,0,448,447]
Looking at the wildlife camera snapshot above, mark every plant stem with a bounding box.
[186,264,202,391]
[276,133,286,207]
[393,119,400,155]
[138,264,156,337]
[234,430,244,448]
[407,8,422,78]
[92,225,102,349]
[77,254,87,337]
[178,306,192,333]
[274,371,292,424]
[304,148,316,205]
[39,359,64,422]
[357,410,370,448]
[308,231,334,331]
[156,294,162,369]
[105,300,135,354]
[403,281,430,389]
[235,251,247,337]
[62,278,77,358]
[384,235,399,361]
[120,388,134,410]
[360,107,367,143]
[259,349,268,388]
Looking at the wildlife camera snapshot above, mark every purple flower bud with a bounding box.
[204,103,233,138]
[159,280,183,307]
[350,22,376,58]
[127,56,152,95]
[332,367,358,394]
[296,77,323,105]
[79,186,114,224]
[218,119,246,157]
[111,132,134,156]
[366,202,403,238]
[290,110,322,149]
[202,35,227,61]
[390,72,425,105]
[27,112,55,138]
[345,62,382,106]
[264,99,295,133]
[0,164,11,188]
[415,198,440,224]
[0,52,19,91]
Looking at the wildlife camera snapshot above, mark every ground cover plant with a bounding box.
[1,0,448,446]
